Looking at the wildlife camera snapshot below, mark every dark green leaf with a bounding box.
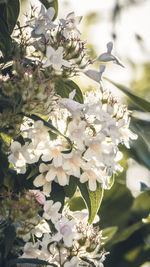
[5,0,20,34]
[129,120,150,170]
[3,225,16,258]
[50,181,65,209]
[110,221,144,246]
[39,0,58,20]
[64,175,77,198]
[55,79,84,104]
[5,257,56,266]
[105,77,150,112]
[0,16,12,59]
[26,165,39,180]
[99,183,133,229]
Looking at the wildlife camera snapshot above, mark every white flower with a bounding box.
[52,217,81,247]
[67,116,87,150]
[27,5,56,36]
[33,163,52,196]
[64,256,79,267]
[80,163,103,191]
[20,242,41,258]
[8,141,28,174]
[63,151,83,177]
[84,65,106,83]
[45,165,69,186]
[118,118,137,148]
[43,46,71,70]
[34,219,51,238]
[95,42,124,68]
[84,133,105,160]
[41,141,67,167]
[43,200,61,223]
[60,12,82,38]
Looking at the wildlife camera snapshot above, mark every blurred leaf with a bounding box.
[2,0,20,34]
[99,182,133,229]
[105,78,150,112]
[55,79,84,104]
[129,120,150,170]
[132,190,150,218]
[64,175,77,198]
[102,226,118,245]
[39,0,58,20]
[109,221,144,247]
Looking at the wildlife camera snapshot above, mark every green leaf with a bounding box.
[0,15,12,59]
[110,221,144,247]
[99,182,133,229]
[75,178,104,224]
[64,175,77,198]
[5,0,20,34]
[105,77,150,112]
[129,120,150,170]
[26,165,39,180]
[50,181,65,209]
[87,183,104,224]
[68,196,86,211]
[55,79,84,104]
[39,0,58,20]
[102,226,118,245]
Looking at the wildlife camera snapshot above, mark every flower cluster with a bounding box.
[18,205,107,267]
[9,88,136,193]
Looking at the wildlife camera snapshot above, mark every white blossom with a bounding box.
[43,46,71,70]
[95,42,124,68]
[60,12,82,38]
[52,217,82,247]
[27,5,56,36]
[64,256,79,267]
[43,200,61,223]
[33,163,52,196]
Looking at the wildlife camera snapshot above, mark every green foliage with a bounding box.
[105,77,150,112]
[99,181,150,266]
[0,0,20,60]
[68,196,86,211]
[74,177,104,224]
[64,175,77,198]
[55,79,84,104]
